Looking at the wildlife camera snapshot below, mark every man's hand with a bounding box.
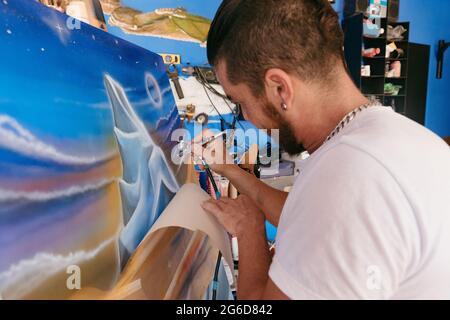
[202,195,289,300]
[191,129,236,175]
[192,129,287,227]
[201,195,265,237]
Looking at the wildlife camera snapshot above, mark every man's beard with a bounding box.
[278,120,307,156]
[263,100,306,156]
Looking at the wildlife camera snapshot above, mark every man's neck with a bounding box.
[299,77,370,154]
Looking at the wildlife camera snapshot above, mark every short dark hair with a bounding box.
[207,0,345,96]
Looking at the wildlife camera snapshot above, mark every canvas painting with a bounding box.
[0,0,218,299]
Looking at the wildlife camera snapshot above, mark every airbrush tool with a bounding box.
[201,131,227,148]
[195,155,221,200]
[201,129,237,150]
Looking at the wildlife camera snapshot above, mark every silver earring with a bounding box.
[281,103,288,111]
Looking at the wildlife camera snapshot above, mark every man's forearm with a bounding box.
[236,222,271,300]
[223,165,287,226]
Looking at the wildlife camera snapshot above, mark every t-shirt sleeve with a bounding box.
[269,144,418,300]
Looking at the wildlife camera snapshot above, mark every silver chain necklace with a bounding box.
[324,103,373,143]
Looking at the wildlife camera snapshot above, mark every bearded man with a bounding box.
[197,0,450,300]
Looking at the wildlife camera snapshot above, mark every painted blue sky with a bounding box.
[0,0,177,160]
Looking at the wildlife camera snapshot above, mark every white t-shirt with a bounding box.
[269,106,450,300]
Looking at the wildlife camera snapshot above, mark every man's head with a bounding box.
[207,0,347,154]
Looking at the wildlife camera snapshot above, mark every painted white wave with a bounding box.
[0,115,115,166]
[0,178,117,202]
[0,236,118,299]
[104,74,180,257]
[155,101,179,130]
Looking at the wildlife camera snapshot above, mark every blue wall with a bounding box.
[399,0,450,137]
[333,0,345,18]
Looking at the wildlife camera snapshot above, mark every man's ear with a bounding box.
[264,68,295,110]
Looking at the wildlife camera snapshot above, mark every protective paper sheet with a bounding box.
[147,183,234,271]
[71,183,234,300]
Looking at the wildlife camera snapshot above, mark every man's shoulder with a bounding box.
[299,140,393,186]
[308,107,450,181]
[338,107,449,159]
[291,106,450,215]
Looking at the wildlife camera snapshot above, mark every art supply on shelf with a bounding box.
[385,61,402,78]
[384,83,403,96]
[363,47,381,58]
[363,20,385,38]
[387,25,407,41]
[361,65,372,77]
